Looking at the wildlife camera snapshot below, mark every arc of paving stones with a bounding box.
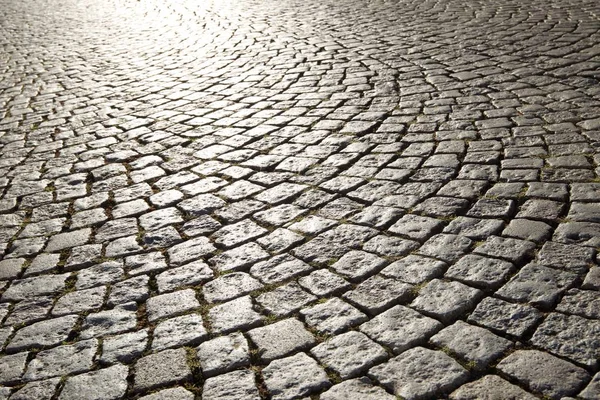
[1,0,600,398]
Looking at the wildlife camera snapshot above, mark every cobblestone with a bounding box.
[1,0,600,396]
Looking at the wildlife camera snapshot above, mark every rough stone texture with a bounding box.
[343,275,412,316]
[430,321,512,370]
[262,352,331,399]
[497,350,589,399]
[146,289,200,322]
[202,370,260,400]
[24,339,97,381]
[152,313,208,351]
[59,364,129,400]
[197,332,250,377]
[248,318,315,362]
[80,303,137,339]
[360,305,443,354]
[208,296,263,333]
[9,378,61,400]
[468,296,542,338]
[0,351,28,384]
[320,377,396,400]
[137,387,195,400]
[99,329,148,364]
[411,279,483,323]
[444,255,514,289]
[449,375,538,400]
[7,315,79,352]
[496,263,577,308]
[530,313,600,368]
[1,0,600,395]
[311,331,388,379]
[369,347,469,400]
[133,348,192,392]
[202,272,262,303]
[300,297,368,334]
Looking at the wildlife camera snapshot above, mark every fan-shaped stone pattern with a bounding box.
[1,0,600,398]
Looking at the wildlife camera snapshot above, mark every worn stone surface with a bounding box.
[320,377,396,400]
[430,321,512,370]
[497,350,589,399]
[152,313,208,351]
[369,347,468,400]
[1,0,599,396]
[449,375,537,400]
[263,352,331,399]
[24,339,97,381]
[202,369,260,400]
[59,364,129,400]
[311,331,387,379]
[133,348,192,392]
[411,279,483,323]
[197,332,250,377]
[248,318,315,362]
[360,305,442,354]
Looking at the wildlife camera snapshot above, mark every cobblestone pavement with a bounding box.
[1,0,600,398]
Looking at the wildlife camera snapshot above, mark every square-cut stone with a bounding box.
[134,348,192,392]
[556,288,600,319]
[467,297,542,338]
[249,254,312,284]
[360,305,442,354]
[248,318,315,362]
[473,236,536,263]
[417,234,472,263]
[208,296,263,334]
[24,339,97,381]
[300,298,367,334]
[311,331,388,379]
[369,347,468,400]
[202,369,260,400]
[320,377,396,400]
[381,255,447,284]
[388,214,444,241]
[202,272,262,303]
[497,350,589,399]
[330,251,386,281]
[59,364,128,400]
[99,329,148,364]
[262,353,330,399]
[496,263,577,308]
[256,282,317,317]
[146,289,200,322]
[411,279,483,324]
[298,269,351,296]
[343,275,413,316]
[7,315,79,352]
[197,332,250,377]
[430,321,512,370]
[444,254,514,290]
[449,375,537,400]
[531,313,600,368]
[152,314,208,351]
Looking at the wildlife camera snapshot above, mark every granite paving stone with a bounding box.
[311,331,388,379]
[497,350,589,399]
[369,347,468,400]
[58,364,129,400]
[1,0,600,395]
[248,318,315,362]
[262,352,331,399]
[133,348,192,392]
[197,332,250,377]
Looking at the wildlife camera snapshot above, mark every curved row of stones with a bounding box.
[1,0,600,399]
